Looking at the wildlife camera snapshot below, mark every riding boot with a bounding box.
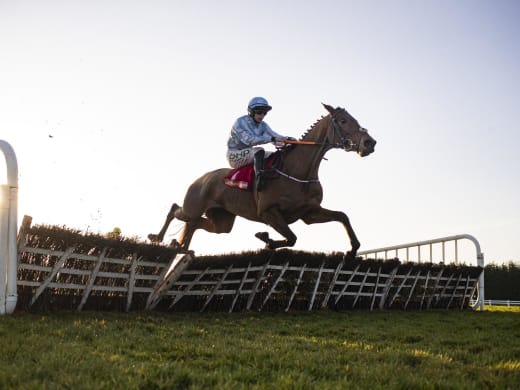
[254,149,266,191]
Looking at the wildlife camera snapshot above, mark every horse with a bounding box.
[148,103,376,258]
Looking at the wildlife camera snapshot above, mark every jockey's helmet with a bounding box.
[248,97,272,116]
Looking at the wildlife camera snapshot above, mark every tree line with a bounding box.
[484,262,520,300]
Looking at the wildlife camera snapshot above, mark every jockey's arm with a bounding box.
[264,123,295,144]
[232,118,272,147]
[264,123,285,140]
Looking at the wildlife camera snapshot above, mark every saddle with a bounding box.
[224,151,283,191]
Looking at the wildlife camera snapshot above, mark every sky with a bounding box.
[1,0,519,265]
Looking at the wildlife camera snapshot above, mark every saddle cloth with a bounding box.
[224,165,255,190]
[224,153,280,191]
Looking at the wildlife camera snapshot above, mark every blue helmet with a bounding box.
[247,97,272,115]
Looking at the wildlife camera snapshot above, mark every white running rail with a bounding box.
[0,140,18,315]
[482,299,520,307]
[358,234,485,311]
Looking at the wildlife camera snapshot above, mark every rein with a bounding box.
[278,114,366,152]
[273,113,361,185]
[274,169,320,184]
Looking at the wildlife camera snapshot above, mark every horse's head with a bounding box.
[323,103,376,157]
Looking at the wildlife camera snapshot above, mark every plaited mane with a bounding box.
[300,116,326,141]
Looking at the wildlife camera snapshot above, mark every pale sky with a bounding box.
[1,0,519,264]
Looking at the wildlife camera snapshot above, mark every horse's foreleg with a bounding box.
[148,203,181,243]
[257,209,297,250]
[301,207,360,257]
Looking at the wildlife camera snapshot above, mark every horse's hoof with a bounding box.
[148,234,160,243]
[344,251,356,261]
[169,239,182,249]
[255,232,270,243]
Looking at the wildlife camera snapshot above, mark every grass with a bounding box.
[0,308,519,389]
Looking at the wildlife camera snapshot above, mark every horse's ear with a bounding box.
[322,103,335,114]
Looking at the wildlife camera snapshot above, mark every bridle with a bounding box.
[274,111,368,184]
[280,112,367,152]
[330,113,368,152]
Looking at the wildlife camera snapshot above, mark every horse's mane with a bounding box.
[299,115,326,141]
[276,114,327,157]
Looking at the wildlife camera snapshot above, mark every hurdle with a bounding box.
[0,140,18,315]
[15,220,484,313]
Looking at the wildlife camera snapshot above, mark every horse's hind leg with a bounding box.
[177,209,236,250]
[148,203,182,243]
[176,222,195,250]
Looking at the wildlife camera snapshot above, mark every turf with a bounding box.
[0,307,518,389]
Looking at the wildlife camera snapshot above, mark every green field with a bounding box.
[0,308,519,389]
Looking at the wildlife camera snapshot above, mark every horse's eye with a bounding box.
[340,119,347,124]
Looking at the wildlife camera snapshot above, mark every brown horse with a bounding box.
[148,103,376,258]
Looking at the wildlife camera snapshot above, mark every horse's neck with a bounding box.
[285,116,332,179]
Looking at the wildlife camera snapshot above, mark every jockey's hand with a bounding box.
[271,136,296,144]
[273,139,285,148]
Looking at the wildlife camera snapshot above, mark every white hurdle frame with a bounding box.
[0,140,19,315]
[358,234,485,310]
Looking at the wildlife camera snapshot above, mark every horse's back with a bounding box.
[193,168,231,186]
[182,167,258,220]
[181,168,231,214]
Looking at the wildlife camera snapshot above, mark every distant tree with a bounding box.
[484,262,520,299]
[106,227,122,240]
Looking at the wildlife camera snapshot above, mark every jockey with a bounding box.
[226,97,293,191]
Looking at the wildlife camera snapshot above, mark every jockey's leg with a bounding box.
[254,148,266,191]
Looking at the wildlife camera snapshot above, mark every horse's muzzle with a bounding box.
[359,136,376,157]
